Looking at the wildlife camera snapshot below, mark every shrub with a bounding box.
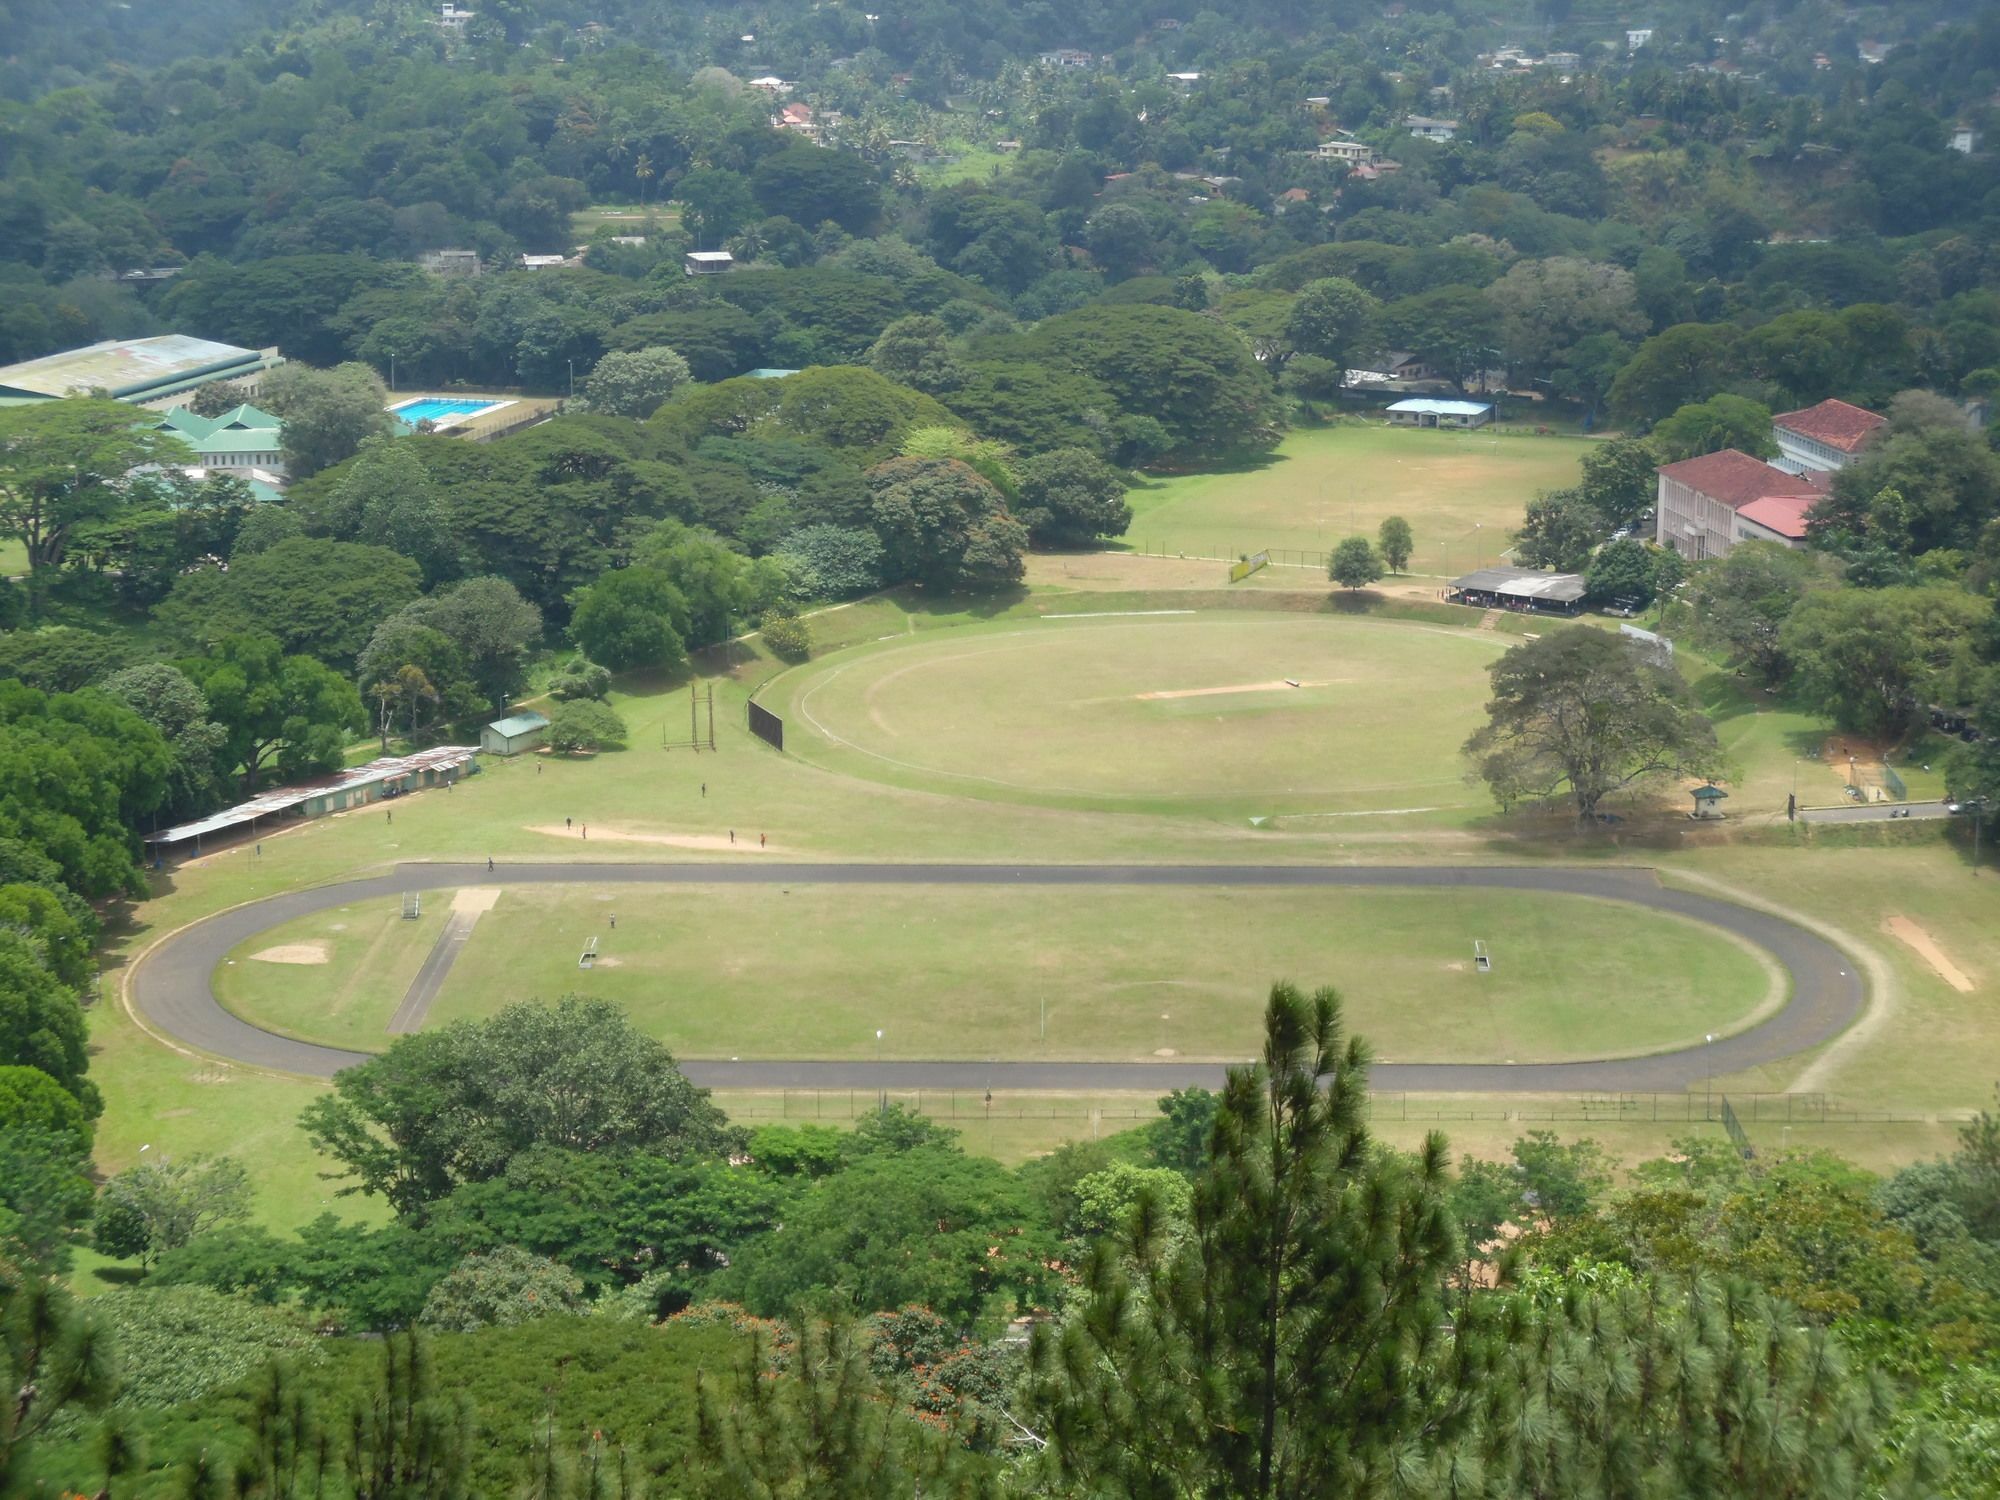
[419,1246,587,1332]
[548,655,611,701]
[547,699,627,753]
[761,610,812,662]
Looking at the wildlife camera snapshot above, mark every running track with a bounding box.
[128,862,1863,1093]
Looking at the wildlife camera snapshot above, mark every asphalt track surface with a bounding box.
[130,862,1864,1093]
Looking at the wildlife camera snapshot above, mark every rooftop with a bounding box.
[1773,398,1887,453]
[145,747,478,846]
[1656,449,1827,510]
[0,335,271,402]
[1450,566,1587,602]
[487,712,550,737]
[1736,494,1817,539]
[1387,398,1493,416]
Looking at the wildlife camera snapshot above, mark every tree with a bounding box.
[750,143,881,235]
[419,1246,586,1332]
[0,398,191,575]
[0,932,97,1117]
[1780,586,1986,737]
[866,457,1026,593]
[1378,286,1502,392]
[93,1154,252,1267]
[1584,538,1662,606]
[546,699,625,752]
[1283,277,1380,371]
[190,380,254,418]
[1510,1130,1615,1230]
[568,567,689,673]
[1514,489,1604,572]
[1464,627,1724,820]
[97,663,228,817]
[1012,448,1130,548]
[0,1123,95,1271]
[159,537,423,665]
[1577,437,1660,530]
[1609,323,1743,426]
[549,656,610,702]
[1026,983,1470,1496]
[1145,1087,1220,1175]
[0,626,129,693]
[258,361,396,479]
[1377,516,1414,574]
[1679,543,1841,686]
[402,576,544,716]
[299,996,741,1216]
[584,346,691,419]
[182,634,365,791]
[356,620,477,747]
[0,1274,114,1493]
[867,316,966,394]
[324,438,462,587]
[760,608,812,662]
[1327,535,1383,591]
[1489,257,1646,381]
[1650,394,1777,462]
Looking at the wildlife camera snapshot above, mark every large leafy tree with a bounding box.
[1779,585,1986,737]
[0,398,191,575]
[159,537,422,665]
[396,576,544,715]
[322,438,463,587]
[1379,285,1501,391]
[1489,256,1646,383]
[97,663,229,817]
[1650,394,1777,462]
[1027,983,1474,1496]
[1463,627,1723,819]
[866,457,1027,592]
[1577,436,1661,530]
[1012,448,1130,548]
[1282,276,1381,371]
[584,345,692,419]
[1513,489,1604,572]
[567,566,690,672]
[181,634,365,792]
[300,997,742,1217]
[867,315,966,395]
[258,360,397,478]
[1609,323,1744,426]
[1678,542,1842,687]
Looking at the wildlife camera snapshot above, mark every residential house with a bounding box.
[436,4,473,32]
[520,253,572,269]
[1627,28,1653,50]
[1543,51,1581,70]
[1405,115,1458,141]
[1166,72,1202,88]
[1386,398,1491,429]
[1316,138,1375,166]
[1950,125,1977,154]
[1039,48,1093,68]
[747,75,793,95]
[684,250,735,276]
[1858,41,1889,64]
[1771,398,1886,473]
[1653,449,1827,560]
[420,248,482,277]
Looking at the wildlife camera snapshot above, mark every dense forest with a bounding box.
[5,0,2000,1492]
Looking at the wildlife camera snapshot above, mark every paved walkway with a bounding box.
[1797,800,1951,825]
[127,862,1864,1093]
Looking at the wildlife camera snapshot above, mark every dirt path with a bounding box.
[1884,915,1975,993]
[1137,680,1331,701]
[527,824,786,852]
[249,942,328,965]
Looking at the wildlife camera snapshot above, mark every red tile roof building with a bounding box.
[1654,449,1828,559]
[1772,398,1886,472]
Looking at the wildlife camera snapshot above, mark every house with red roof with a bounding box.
[1654,449,1829,560]
[1771,398,1886,474]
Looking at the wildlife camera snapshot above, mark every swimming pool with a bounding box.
[390,397,510,429]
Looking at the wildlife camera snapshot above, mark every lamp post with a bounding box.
[566,359,575,399]
[1704,1033,1717,1118]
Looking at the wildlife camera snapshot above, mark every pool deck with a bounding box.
[384,393,560,442]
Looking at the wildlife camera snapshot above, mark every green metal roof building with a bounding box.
[153,404,287,476]
[0,335,284,408]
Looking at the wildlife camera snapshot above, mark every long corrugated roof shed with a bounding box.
[145,747,477,846]
[1449,566,1586,602]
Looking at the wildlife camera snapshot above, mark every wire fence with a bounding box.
[710,1088,1966,1128]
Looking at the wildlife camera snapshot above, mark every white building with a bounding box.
[1950,125,1977,154]
[437,4,474,31]
[1386,398,1492,429]
[1627,28,1653,50]
[684,250,735,276]
[1405,115,1458,141]
[1316,138,1375,165]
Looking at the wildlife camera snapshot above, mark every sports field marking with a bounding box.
[250,942,329,965]
[1136,680,1333,700]
[1286,806,1454,818]
[1040,609,1198,619]
[527,824,785,853]
[1884,915,1974,993]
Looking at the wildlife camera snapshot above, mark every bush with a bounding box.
[548,655,611,701]
[547,699,627,753]
[777,524,884,599]
[420,1246,587,1332]
[761,609,812,662]
[95,1286,320,1408]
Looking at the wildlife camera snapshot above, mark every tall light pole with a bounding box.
[1704,1032,1716,1118]
[566,358,575,399]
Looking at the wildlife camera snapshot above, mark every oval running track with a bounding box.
[128,862,1862,1093]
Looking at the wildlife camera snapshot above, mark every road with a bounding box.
[1796,800,1952,825]
[127,862,1865,1094]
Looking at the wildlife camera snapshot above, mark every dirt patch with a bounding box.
[1137,680,1330,701]
[527,824,785,852]
[250,941,330,965]
[1884,915,1975,993]
[452,887,502,915]
[592,956,624,968]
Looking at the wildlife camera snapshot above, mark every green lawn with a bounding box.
[0,535,27,577]
[215,884,1774,1066]
[776,610,1504,820]
[1124,424,1589,577]
[570,202,681,239]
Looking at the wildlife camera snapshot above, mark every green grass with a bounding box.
[775,610,1505,820]
[212,893,453,1041]
[569,202,681,239]
[1124,424,1589,576]
[215,884,1774,1066]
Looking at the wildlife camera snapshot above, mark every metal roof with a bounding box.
[145,747,478,845]
[1449,566,1586,602]
[1387,398,1493,416]
[0,336,271,400]
[486,712,549,737]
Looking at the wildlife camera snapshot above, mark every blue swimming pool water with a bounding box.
[392,398,501,427]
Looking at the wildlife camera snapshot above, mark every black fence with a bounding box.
[747,700,784,752]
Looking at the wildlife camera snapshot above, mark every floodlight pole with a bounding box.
[1704,1033,1716,1118]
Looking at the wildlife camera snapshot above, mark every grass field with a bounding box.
[214,883,1775,1065]
[1124,425,1589,576]
[83,562,2000,1236]
[570,202,681,239]
[776,611,1503,818]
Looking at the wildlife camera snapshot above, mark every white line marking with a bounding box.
[1041,609,1199,619]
